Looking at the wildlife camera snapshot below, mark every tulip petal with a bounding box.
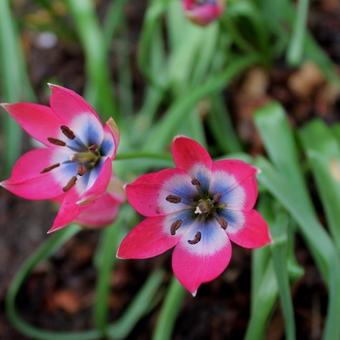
[226,209,271,249]
[77,158,112,202]
[171,136,212,173]
[76,193,121,228]
[1,103,62,145]
[48,196,81,233]
[211,160,258,210]
[49,84,101,124]
[172,220,231,295]
[126,168,196,217]
[100,122,117,158]
[0,148,76,200]
[117,215,180,259]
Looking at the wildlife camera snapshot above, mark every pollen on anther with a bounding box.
[170,219,182,235]
[41,163,60,173]
[216,216,228,230]
[78,165,87,176]
[60,125,76,139]
[166,195,181,203]
[63,176,78,192]
[191,178,201,187]
[213,192,222,203]
[47,137,66,146]
[88,144,98,152]
[188,231,201,245]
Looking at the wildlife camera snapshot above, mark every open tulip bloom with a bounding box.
[0,85,121,232]
[183,0,225,26]
[118,137,271,295]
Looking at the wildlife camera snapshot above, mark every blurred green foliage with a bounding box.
[0,0,339,339]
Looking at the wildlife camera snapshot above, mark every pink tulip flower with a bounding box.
[75,176,125,228]
[117,136,271,295]
[1,84,120,233]
[183,0,226,26]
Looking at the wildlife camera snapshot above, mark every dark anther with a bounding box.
[213,192,222,203]
[60,125,76,139]
[166,195,181,203]
[88,144,98,152]
[63,176,78,192]
[48,137,66,146]
[216,216,228,230]
[41,163,60,173]
[170,219,183,235]
[77,165,87,176]
[191,178,201,187]
[188,231,202,245]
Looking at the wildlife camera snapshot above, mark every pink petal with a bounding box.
[104,118,120,156]
[172,225,232,296]
[227,210,271,249]
[126,168,195,217]
[76,193,121,228]
[1,148,66,200]
[117,215,180,259]
[49,84,101,124]
[171,136,212,173]
[77,158,112,204]
[211,159,258,210]
[48,196,81,233]
[48,158,113,232]
[1,103,62,145]
[185,5,223,26]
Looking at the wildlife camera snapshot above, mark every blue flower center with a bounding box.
[166,177,228,245]
[42,125,103,192]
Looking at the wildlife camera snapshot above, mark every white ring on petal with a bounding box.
[158,174,196,213]
[210,170,246,210]
[181,219,228,256]
[59,113,104,147]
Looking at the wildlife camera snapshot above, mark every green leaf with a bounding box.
[153,278,186,340]
[299,120,340,250]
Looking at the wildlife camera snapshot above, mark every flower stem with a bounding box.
[153,277,186,340]
[115,151,172,161]
[93,208,128,335]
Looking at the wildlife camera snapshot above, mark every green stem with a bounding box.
[93,210,127,335]
[153,277,186,340]
[107,269,164,339]
[115,151,172,161]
